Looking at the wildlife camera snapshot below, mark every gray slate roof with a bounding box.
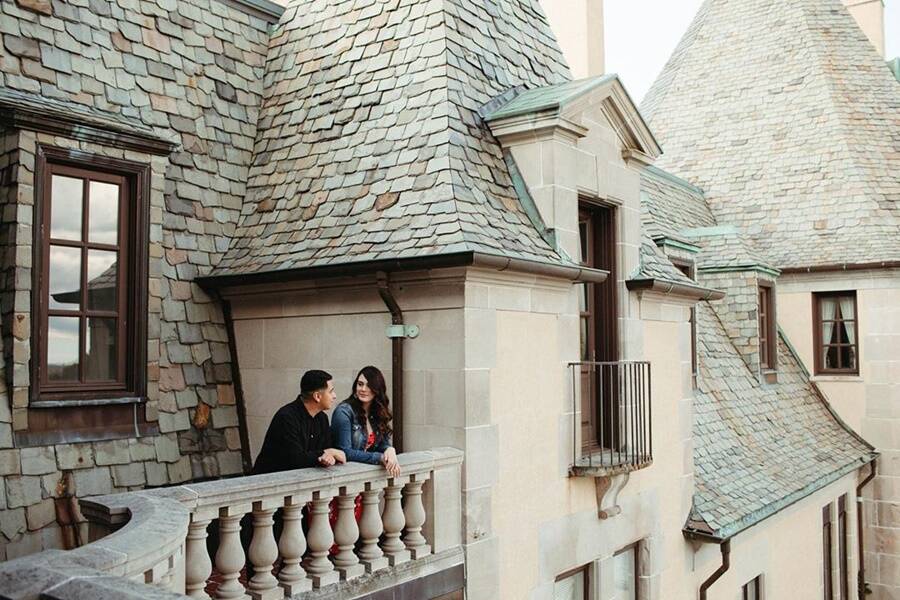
[641,0,900,270]
[640,165,715,242]
[682,226,779,274]
[482,74,617,121]
[633,234,697,285]
[689,303,873,539]
[640,172,873,540]
[212,0,577,278]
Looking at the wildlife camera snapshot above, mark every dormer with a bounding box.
[682,226,782,383]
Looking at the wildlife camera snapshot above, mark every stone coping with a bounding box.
[0,448,464,599]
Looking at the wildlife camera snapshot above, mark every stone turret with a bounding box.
[843,0,885,56]
[540,0,605,78]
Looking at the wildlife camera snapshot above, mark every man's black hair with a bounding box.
[300,369,332,399]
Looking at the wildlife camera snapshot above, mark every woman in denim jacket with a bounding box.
[331,365,401,477]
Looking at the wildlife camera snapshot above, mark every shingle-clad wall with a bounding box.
[0,0,274,559]
[697,270,764,377]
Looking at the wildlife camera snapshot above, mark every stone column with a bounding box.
[277,496,312,595]
[332,484,365,581]
[380,477,411,566]
[303,490,339,588]
[358,481,389,573]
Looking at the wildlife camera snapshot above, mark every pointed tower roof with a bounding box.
[641,0,900,270]
[208,0,585,281]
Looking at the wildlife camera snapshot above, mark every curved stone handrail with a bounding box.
[0,448,464,600]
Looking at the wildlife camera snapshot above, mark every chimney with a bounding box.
[842,0,885,57]
[540,0,605,78]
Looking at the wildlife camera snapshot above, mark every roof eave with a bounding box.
[0,97,177,156]
[626,278,725,301]
[198,251,609,291]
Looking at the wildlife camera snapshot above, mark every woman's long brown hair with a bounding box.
[346,365,393,439]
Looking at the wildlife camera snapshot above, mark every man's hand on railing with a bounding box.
[382,447,401,477]
[318,448,347,466]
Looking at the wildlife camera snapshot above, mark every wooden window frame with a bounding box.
[554,564,590,600]
[824,503,833,600]
[742,574,763,600]
[672,259,698,389]
[758,282,777,374]
[838,495,848,600]
[578,200,619,453]
[31,146,149,407]
[813,292,859,376]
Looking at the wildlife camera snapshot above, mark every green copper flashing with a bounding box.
[889,57,900,83]
[655,236,701,254]
[503,151,563,257]
[644,164,705,196]
[483,74,618,122]
[680,225,739,238]
[697,264,782,277]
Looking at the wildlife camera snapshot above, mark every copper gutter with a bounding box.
[625,278,726,301]
[219,293,254,473]
[779,261,900,274]
[197,251,609,290]
[376,272,405,453]
[699,540,731,600]
[857,460,877,599]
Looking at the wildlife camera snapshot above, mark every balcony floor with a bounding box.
[570,451,652,477]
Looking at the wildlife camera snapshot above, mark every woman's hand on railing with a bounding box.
[382,447,401,477]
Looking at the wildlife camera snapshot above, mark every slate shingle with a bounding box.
[211,0,579,278]
[642,0,900,270]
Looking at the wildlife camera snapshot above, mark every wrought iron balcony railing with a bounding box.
[568,360,653,476]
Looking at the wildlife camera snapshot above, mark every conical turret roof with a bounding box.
[642,0,900,270]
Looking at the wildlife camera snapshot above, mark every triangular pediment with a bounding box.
[483,75,662,165]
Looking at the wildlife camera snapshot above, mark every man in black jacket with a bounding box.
[252,369,346,474]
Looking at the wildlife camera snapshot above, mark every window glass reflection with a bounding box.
[48,316,79,381]
[88,181,119,244]
[86,250,117,311]
[85,317,117,381]
[50,175,82,240]
[49,245,81,309]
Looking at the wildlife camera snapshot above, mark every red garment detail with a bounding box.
[327,431,375,554]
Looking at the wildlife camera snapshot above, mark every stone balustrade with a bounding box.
[0,448,464,600]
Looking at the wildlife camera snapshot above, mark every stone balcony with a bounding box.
[0,448,464,600]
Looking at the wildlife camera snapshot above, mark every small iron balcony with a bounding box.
[568,360,653,477]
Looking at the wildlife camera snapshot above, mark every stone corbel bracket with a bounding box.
[594,472,630,519]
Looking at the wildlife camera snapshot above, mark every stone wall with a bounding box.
[0,0,276,559]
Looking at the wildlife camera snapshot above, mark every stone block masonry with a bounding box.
[0,0,278,559]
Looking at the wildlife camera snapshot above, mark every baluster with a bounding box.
[247,501,283,600]
[215,505,250,600]
[277,496,312,595]
[186,517,213,599]
[380,477,411,566]
[402,473,431,560]
[333,485,365,581]
[303,491,339,588]
[358,482,388,573]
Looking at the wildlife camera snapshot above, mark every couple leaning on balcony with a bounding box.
[253,367,402,478]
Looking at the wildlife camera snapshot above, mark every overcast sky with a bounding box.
[605,0,900,103]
